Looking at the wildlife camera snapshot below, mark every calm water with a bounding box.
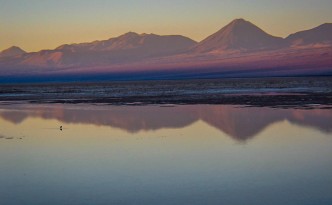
[0,104,332,205]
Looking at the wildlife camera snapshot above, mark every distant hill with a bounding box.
[0,46,26,58]
[286,23,332,46]
[191,19,285,53]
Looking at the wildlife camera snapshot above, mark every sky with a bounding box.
[1,0,332,52]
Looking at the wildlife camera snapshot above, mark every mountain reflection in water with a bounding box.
[1,103,332,205]
[0,104,331,141]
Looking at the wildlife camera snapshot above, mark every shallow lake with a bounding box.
[0,104,331,205]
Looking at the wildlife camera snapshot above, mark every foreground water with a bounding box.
[0,104,331,205]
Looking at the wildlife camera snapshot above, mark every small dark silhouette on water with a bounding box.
[60,126,62,131]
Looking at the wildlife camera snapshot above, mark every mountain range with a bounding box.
[0,18,331,81]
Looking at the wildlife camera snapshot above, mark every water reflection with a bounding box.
[0,104,332,205]
[0,104,331,141]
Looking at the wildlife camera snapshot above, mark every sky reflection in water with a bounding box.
[0,104,331,205]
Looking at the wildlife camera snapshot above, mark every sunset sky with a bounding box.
[1,0,332,52]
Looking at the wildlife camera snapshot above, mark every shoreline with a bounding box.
[1,77,331,109]
[0,92,331,109]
